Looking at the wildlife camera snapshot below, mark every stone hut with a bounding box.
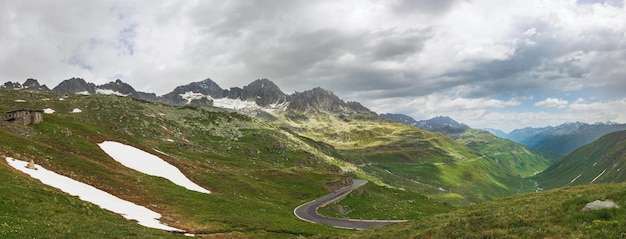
[4,109,43,125]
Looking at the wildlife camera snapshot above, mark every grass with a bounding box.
[317,183,452,220]
[346,183,626,238]
[0,161,183,238]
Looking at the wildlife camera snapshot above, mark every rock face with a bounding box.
[240,79,287,107]
[97,79,137,96]
[1,79,50,91]
[23,79,51,91]
[581,199,620,211]
[288,87,348,113]
[2,81,22,89]
[160,78,223,106]
[53,77,97,94]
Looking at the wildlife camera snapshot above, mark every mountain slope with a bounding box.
[383,114,556,177]
[1,89,452,238]
[275,107,535,206]
[534,130,626,190]
[506,122,626,156]
[350,182,626,238]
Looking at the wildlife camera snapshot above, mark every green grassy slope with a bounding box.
[534,130,626,190]
[0,89,447,238]
[275,110,536,207]
[454,129,558,177]
[348,183,626,238]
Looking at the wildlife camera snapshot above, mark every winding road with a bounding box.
[293,179,407,230]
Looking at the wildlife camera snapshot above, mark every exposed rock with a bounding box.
[325,176,353,192]
[240,79,287,107]
[53,77,97,94]
[160,78,223,105]
[22,78,51,91]
[97,79,137,96]
[581,199,619,211]
[2,81,23,89]
[26,159,37,170]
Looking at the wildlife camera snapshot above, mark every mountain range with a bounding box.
[2,77,626,238]
[491,122,626,156]
[382,113,557,177]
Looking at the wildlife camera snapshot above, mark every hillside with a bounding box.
[382,114,557,177]
[348,182,626,238]
[534,130,626,190]
[504,122,626,156]
[274,108,537,207]
[0,89,455,238]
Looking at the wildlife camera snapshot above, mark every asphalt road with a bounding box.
[293,179,407,230]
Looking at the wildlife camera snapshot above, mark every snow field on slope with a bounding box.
[4,157,184,232]
[98,141,211,194]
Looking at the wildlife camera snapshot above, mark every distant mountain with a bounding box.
[483,128,508,139]
[535,130,626,190]
[287,87,376,116]
[380,113,419,125]
[239,79,287,107]
[52,77,97,95]
[1,78,50,91]
[22,78,51,91]
[415,116,470,136]
[506,122,626,156]
[383,114,556,176]
[159,78,222,106]
[381,114,470,135]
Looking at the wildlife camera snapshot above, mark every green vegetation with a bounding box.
[317,183,451,220]
[0,90,441,238]
[347,183,626,238]
[454,129,558,177]
[3,89,623,238]
[534,130,626,190]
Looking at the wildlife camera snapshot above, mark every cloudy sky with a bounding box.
[2,0,625,132]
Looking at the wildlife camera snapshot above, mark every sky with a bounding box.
[1,0,625,132]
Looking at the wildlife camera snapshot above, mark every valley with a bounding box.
[1,78,625,238]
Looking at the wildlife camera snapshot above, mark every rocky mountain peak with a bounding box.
[159,78,222,106]
[22,78,51,91]
[1,78,50,91]
[52,77,96,94]
[288,87,346,113]
[97,79,137,96]
[411,116,470,135]
[240,79,287,107]
[2,81,23,90]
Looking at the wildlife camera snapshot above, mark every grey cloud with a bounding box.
[391,0,461,15]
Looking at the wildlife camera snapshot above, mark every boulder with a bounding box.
[581,199,619,211]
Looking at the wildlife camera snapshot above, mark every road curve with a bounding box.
[294,179,407,230]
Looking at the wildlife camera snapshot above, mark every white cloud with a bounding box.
[1,0,624,130]
[534,98,569,108]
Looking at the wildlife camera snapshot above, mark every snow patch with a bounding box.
[4,157,184,232]
[570,174,583,184]
[71,108,82,113]
[179,91,209,104]
[98,141,210,194]
[96,89,129,96]
[590,169,607,184]
[43,108,55,114]
[14,99,26,102]
[76,91,91,95]
[213,98,259,110]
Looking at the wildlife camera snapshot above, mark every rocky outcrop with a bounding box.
[240,79,287,107]
[287,87,377,118]
[582,199,619,211]
[1,79,50,91]
[53,77,97,94]
[160,78,223,105]
[2,81,22,89]
[23,79,51,91]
